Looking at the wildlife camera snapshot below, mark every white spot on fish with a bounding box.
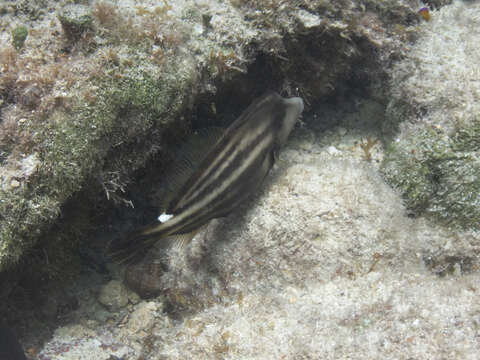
[158,213,174,223]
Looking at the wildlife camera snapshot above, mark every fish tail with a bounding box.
[107,222,170,264]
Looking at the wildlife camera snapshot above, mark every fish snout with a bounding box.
[277,96,304,145]
[285,97,304,116]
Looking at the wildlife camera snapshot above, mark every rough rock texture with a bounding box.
[37,94,480,359]
[382,1,480,229]
[2,0,480,359]
[97,280,128,312]
[39,324,133,360]
[0,0,425,347]
[123,301,158,335]
[0,0,421,274]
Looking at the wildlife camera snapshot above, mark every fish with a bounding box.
[419,7,431,21]
[0,325,27,360]
[108,91,304,263]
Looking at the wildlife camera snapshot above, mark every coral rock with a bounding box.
[124,258,165,299]
[98,280,128,312]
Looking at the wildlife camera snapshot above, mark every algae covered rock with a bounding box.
[58,4,93,42]
[2,1,479,358]
[0,0,421,274]
[382,1,480,229]
[0,59,194,271]
[382,122,480,228]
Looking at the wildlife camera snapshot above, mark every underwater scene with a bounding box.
[0,0,479,359]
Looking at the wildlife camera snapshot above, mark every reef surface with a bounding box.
[1,0,479,359]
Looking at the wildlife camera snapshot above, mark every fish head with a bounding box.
[276,96,304,146]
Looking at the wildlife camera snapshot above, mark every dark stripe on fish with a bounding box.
[172,132,275,234]
[170,105,280,214]
[177,121,275,216]
[108,91,303,263]
[158,115,277,234]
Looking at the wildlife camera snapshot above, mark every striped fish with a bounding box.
[108,91,304,263]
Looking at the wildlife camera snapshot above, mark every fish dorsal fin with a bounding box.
[157,127,225,211]
[224,91,282,135]
[177,127,225,165]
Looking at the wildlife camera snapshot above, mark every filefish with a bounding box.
[108,91,304,263]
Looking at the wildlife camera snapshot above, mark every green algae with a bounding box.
[58,5,94,42]
[382,118,480,229]
[11,26,28,50]
[0,59,193,272]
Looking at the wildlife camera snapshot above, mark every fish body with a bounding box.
[109,92,304,262]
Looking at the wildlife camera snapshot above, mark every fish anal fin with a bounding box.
[107,222,169,264]
[169,224,208,250]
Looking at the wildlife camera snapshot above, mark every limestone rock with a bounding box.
[98,280,128,312]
